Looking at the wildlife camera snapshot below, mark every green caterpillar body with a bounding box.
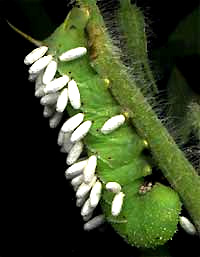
[43,7,181,248]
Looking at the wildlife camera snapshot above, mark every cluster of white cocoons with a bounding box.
[106,182,125,217]
[65,156,105,230]
[24,45,87,128]
[24,45,127,231]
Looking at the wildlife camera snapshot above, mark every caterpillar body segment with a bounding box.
[25,7,181,249]
[101,180,181,248]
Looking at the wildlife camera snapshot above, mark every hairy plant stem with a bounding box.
[117,0,158,95]
[78,0,200,235]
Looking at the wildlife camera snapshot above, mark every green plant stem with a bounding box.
[117,0,158,95]
[78,0,200,235]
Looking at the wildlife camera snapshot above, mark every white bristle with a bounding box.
[56,88,68,113]
[106,182,121,194]
[66,141,84,165]
[89,180,102,208]
[83,155,97,184]
[49,112,63,128]
[43,105,55,118]
[179,216,197,235]
[40,92,59,105]
[42,60,57,84]
[76,176,97,199]
[68,80,81,109]
[65,160,88,180]
[61,113,84,133]
[70,120,92,143]
[28,55,52,74]
[81,199,94,216]
[101,115,126,134]
[111,192,125,217]
[44,75,69,94]
[24,46,48,65]
[59,47,87,62]
[83,215,105,231]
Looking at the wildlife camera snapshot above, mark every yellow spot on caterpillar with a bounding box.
[104,78,110,85]
[123,111,129,119]
[84,8,90,18]
[103,78,110,89]
[144,165,152,175]
[143,140,149,148]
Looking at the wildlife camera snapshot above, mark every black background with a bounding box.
[0,0,199,256]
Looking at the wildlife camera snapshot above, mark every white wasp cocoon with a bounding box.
[35,71,44,91]
[57,130,65,146]
[56,91,68,113]
[111,192,125,217]
[71,174,83,190]
[81,199,94,217]
[65,160,88,180]
[63,133,74,153]
[66,141,84,165]
[29,55,52,74]
[40,92,59,105]
[35,85,46,98]
[106,182,121,194]
[70,120,92,143]
[44,75,69,94]
[56,88,68,113]
[49,112,63,128]
[83,212,93,222]
[179,216,197,235]
[42,60,57,84]
[101,114,126,134]
[59,47,87,62]
[43,105,55,118]
[24,46,48,65]
[76,176,97,199]
[68,80,81,109]
[83,155,97,184]
[28,72,39,82]
[61,113,84,133]
[89,180,102,208]
[60,146,68,153]
[83,215,105,231]
[76,194,88,208]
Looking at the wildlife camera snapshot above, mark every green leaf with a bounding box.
[168,7,200,56]
[167,66,200,143]
[153,7,200,74]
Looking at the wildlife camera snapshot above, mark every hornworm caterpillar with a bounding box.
[23,5,182,249]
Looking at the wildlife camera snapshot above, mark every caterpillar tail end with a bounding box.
[101,181,182,248]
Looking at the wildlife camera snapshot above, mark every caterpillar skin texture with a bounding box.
[42,7,181,248]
